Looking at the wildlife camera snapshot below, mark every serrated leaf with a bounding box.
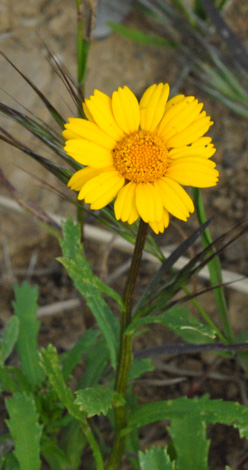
[61,329,100,380]
[58,218,121,368]
[129,358,155,381]
[39,345,85,423]
[0,316,19,366]
[75,385,118,417]
[13,281,43,387]
[138,446,174,470]
[127,306,216,343]
[126,396,248,439]
[168,415,209,470]
[5,392,43,470]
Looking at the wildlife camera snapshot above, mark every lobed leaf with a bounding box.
[0,316,19,366]
[126,396,248,439]
[13,281,43,387]
[138,446,174,470]
[168,415,209,470]
[58,218,122,368]
[5,392,43,470]
[75,385,122,417]
[39,345,85,423]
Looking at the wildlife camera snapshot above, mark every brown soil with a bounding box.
[0,1,248,469]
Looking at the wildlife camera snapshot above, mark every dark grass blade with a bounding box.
[198,0,248,73]
[40,39,85,118]
[0,169,62,235]
[139,220,248,316]
[0,103,81,170]
[0,128,71,184]
[135,341,248,359]
[0,51,66,128]
[133,219,212,314]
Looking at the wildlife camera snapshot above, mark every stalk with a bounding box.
[106,220,148,470]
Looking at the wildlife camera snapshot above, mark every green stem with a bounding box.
[106,220,148,470]
[80,420,104,470]
[75,0,91,100]
[192,188,233,341]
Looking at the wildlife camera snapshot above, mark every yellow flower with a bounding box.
[63,83,219,234]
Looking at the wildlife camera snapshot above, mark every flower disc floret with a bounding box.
[64,83,219,234]
[113,130,168,183]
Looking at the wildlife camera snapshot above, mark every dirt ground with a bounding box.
[0,0,248,469]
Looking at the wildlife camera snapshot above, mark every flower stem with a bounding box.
[106,220,148,470]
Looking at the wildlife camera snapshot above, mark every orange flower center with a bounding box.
[112,130,168,183]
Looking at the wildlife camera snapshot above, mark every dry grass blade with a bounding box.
[0,51,65,128]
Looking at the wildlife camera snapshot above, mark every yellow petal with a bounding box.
[169,137,216,159]
[140,83,170,131]
[68,167,104,191]
[83,90,124,141]
[149,209,170,234]
[166,157,219,187]
[63,118,115,149]
[64,139,113,168]
[157,96,195,138]
[114,181,139,224]
[166,116,213,147]
[135,183,163,223]
[112,86,140,134]
[155,177,194,221]
[163,94,185,113]
[158,99,204,142]
[78,170,125,209]
[63,129,80,140]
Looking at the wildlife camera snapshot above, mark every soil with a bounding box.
[0,1,248,469]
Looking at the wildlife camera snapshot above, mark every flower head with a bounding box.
[63,84,219,233]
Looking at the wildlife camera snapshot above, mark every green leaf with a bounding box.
[79,338,109,388]
[58,218,121,368]
[75,385,121,417]
[0,453,19,470]
[129,358,155,382]
[109,23,176,48]
[61,329,100,380]
[168,416,209,470]
[138,446,174,470]
[39,345,85,423]
[127,307,216,343]
[60,420,86,470]
[5,392,43,470]
[126,396,248,439]
[40,435,71,470]
[13,281,43,387]
[0,316,19,366]
[0,366,32,393]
